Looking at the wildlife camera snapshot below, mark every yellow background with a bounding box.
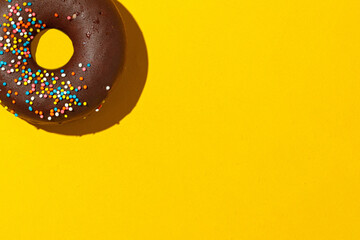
[1,0,360,239]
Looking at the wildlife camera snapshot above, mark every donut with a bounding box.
[0,0,126,124]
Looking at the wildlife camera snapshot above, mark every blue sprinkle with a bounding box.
[29,107,33,111]
[3,82,6,86]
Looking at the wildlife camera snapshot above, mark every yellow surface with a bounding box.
[32,29,74,70]
[1,0,360,239]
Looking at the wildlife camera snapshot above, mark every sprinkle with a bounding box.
[0,1,90,121]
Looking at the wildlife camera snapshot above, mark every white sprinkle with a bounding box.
[0,37,3,41]
[69,107,73,112]
[78,63,83,68]
[55,112,60,117]
[106,86,111,91]
[48,117,52,121]
[61,73,66,77]
[31,96,35,101]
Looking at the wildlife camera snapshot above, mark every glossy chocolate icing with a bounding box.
[0,0,126,124]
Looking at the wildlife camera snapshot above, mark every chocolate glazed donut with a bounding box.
[0,0,126,124]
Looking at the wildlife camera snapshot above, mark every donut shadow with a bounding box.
[31,1,149,136]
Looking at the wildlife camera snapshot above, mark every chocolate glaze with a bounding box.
[0,0,126,124]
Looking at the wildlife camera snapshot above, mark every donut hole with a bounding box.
[30,29,74,70]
